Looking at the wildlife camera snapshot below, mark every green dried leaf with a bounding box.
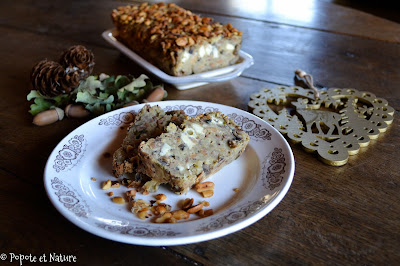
[85,102,103,115]
[27,90,42,101]
[76,91,98,104]
[78,76,103,93]
[115,75,131,89]
[119,74,149,92]
[29,97,53,115]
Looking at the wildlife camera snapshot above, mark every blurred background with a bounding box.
[326,0,400,23]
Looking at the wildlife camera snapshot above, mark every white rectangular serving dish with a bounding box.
[102,29,254,90]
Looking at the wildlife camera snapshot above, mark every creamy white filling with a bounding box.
[184,127,197,137]
[199,44,214,58]
[177,165,185,172]
[199,46,205,58]
[212,116,224,125]
[212,47,219,58]
[225,43,235,51]
[191,123,204,134]
[205,44,213,55]
[160,143,172,156]
[181,134,195,149]
[180,51,191,63]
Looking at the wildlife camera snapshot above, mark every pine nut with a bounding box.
[195,182,214,192]
[155,194,167,201]
[165,217,177,223]
[152,205,167,216]
[111,181,120,188]
[102,180,112,190]
[201,190,214,198]
[203,209,214,217]
[155,212,172,223]
[171,210,190,220]
[182,198,194,210]
[198,209,214,217]
[187,203,203,214]
[202,201,210,207]
[138,209,149,219]
[112,196,126,204]
[126,190,136,197]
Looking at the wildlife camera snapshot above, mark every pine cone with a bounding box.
[30,59,79,97]
[59,45,95,80]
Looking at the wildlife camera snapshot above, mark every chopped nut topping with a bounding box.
[175,37,188,47]
[102,180,112,190]
[202,201,210,207]
[91,177,97,181]
[111,2,242,54]
[111,181,121,188]
[198,209,214,217]
[131,199,150,213]
[108,192,114,197]
[201,190,214,198]
[151,205,167,216]
[138,209,149,219]
[155,212,172,223]
[127,189,137,195]
[187,203,203,214]
[126,190,136,201]
[182,198,194,210]
[195,182,215,193]
[112,196,126,204]
[165,217,177,223]
[171,210,190,220]
[155,194,167,201]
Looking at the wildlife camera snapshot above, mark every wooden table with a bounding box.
[1,0,399,264]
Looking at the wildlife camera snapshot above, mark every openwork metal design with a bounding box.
[249,86,394,166]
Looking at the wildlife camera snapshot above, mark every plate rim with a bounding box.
[44,100,294,246]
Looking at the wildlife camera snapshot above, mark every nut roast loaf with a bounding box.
[111,2,242,76]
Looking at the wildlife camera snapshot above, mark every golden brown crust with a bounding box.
[111,2,242,76]
[111,2,242,53]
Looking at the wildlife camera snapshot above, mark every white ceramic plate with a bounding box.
[102,29,254,90]
[44,101,294,246]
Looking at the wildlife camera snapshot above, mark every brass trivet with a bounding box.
[248,71,394,166]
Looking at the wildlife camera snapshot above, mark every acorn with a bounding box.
[145,87,165,102]
[65,104,91,118]
[123,100,140,108]
[33,107,64,126]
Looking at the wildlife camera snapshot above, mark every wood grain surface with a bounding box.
[0,0,399,265]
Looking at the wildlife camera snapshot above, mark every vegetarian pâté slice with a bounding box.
[138,112,250,194]
[112,104,187,178]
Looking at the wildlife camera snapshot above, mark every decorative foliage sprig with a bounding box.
[28,74,167,125]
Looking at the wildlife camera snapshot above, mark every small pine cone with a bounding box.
[30,59,75,97]
[59,45,95,80]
